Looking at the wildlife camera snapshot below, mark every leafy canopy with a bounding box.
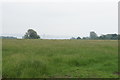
[23,29,40,39]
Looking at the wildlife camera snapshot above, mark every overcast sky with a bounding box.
[1,0,118,39]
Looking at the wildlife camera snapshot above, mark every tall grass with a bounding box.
[2,39,118,78]
[0,39,2,79]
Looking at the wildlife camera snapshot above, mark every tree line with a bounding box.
[1,29,119,40]
[73,31,119,40]
[0,36,17,39]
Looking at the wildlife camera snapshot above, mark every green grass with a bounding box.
[2,39,118,78]
[0,39,2,79]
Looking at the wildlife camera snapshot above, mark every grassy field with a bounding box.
[0,39,2,78]
[2,39,118,78]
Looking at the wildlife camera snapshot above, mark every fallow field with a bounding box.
[2,39,118,78]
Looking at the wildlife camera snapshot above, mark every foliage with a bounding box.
[23,29,40,39]
[0,36,17,39]
[98,34,118,40]
[90,31,98,39]
[82,37,89,40]
[77,37,81,39]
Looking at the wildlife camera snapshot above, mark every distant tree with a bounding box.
[111,34,118,40]
[98,34,118,40]
[118,34,120,40]
[82,37,86,39]
[82,37,89,40]
[23,29,40,39]
[0,36,17,39]
[90,31,98,39]
[70,37,76,39]
[98,35,106,39]
[77,37,81,39]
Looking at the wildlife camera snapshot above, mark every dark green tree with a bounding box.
[90,31,98,39]
[98,34,118,40]
[77,37,81,39]
[23,29,40,39]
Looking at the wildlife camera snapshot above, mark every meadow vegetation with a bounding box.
[2,39,118,78]
[0,39,2,78]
